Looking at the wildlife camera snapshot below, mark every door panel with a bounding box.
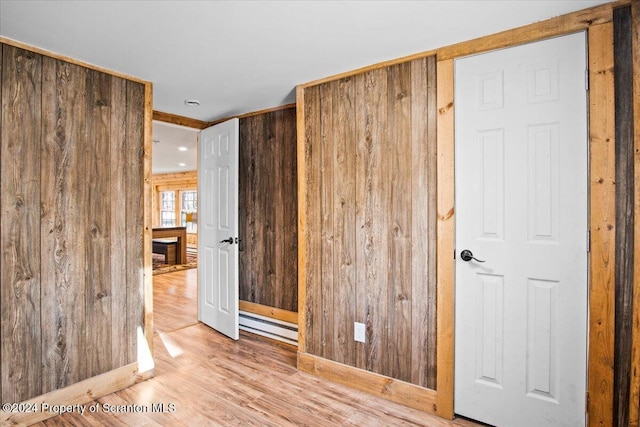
[198,118,239,340]
[454,33,588,426]
[475,273,504,389]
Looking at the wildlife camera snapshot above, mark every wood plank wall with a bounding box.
[0,43,145,403]
[238,107,298,312]
[630,1,640,425]
[614,5,635,427]
[301,57,437,389]
[297,2,632,423]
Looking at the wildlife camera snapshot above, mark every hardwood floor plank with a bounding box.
[40,269,482,426]
[152,269,198,334]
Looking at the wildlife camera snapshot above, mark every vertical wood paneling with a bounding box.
[0,43,3,406]
[303,56,437,390]
[142,81,153,356]
[40,57,88,393]
[332,77,356,366]
[630,1,640,424]
[86,70,113,377]
[0,41,147,405]
[281,108,298,311]
[362,68,388,378]
[613,6,634,426]
[253,113,266,306]
[238,115,252,301]
[354,73,367,372]
[588,23,616,426]
[125,81,145,365]
[425,56,438,389]
[274,111,285,308]
[0,45,42,403]
[262,113,276,306]
[411,56,438,389]
[110,76,129,368]
[237,107,298,313]
[302,86,321,355]
[320,82,335,360]
[387,62,412,383]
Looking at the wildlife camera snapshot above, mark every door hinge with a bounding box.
[587,230,591,253]
[586,391,590,414]
[585,69,589,91]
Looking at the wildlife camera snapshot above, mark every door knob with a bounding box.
[460,249,485,263]
[219,238,233,244]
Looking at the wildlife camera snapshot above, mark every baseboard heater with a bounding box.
[239,310,298,346]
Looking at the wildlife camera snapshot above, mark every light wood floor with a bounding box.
[38,269,484,427]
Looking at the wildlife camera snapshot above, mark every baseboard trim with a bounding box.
[297,352,439,414]
[0,362,153,426]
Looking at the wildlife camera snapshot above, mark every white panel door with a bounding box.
[198,118,239,340]
[454,33,588,426]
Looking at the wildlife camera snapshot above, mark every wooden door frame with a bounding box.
[435,6,618,425]
[296,2,626,425]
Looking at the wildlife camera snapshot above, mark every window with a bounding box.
[181,190,197,233]
[160,191,176,226]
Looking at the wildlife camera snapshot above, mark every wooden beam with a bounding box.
[239,300,298,324]
[0,363,152,426]
[152,171,198,187]
[298,352,437,414]
[435,58,455,420]
[152,110,209,129]
[588,22,616,427]
[438,2,614,60]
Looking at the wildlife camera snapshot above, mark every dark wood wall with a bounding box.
[614,5,633,426]
[614,3,640,427]
[302,56,437,389]
[238,107,298,312]
[0,43,145,403]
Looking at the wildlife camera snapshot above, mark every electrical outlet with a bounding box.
[354,322,366,343]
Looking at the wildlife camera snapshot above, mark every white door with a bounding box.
[198,118,239,340]
[454,33,588,426]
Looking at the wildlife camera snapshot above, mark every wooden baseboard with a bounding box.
[297,352,443,417]
[0,363,153,426]
[239,300,298,324]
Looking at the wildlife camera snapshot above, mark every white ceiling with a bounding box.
[0,0,612,174]
[153,122,199,174]
[0,0,611,123]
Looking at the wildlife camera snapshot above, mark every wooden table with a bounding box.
[152,226,187,264]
